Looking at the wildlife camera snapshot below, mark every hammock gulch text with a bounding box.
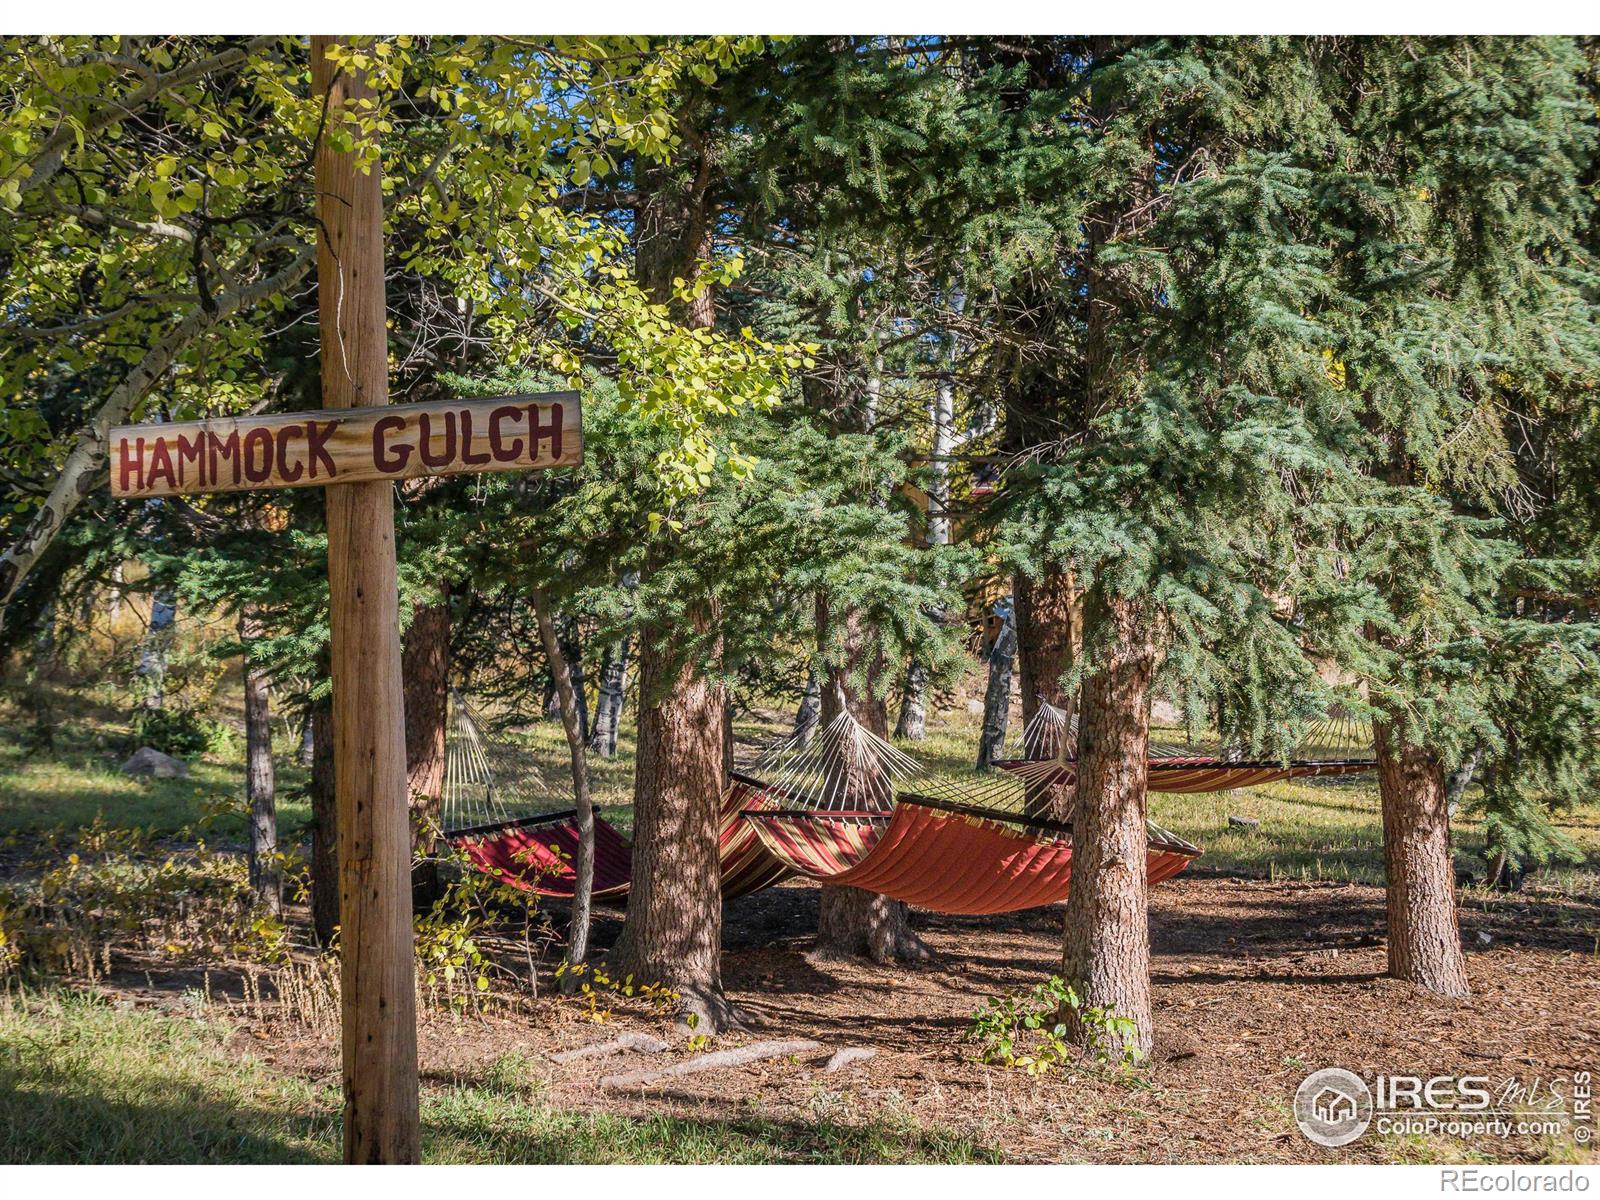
[110,392,582,498]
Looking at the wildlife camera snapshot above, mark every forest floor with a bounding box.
[2,671,1599,1163]
[3,870,1596,1163]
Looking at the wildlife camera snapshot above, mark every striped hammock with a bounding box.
[992,703,1378,796]
[440,690,789,901]
[735,711,1201,915]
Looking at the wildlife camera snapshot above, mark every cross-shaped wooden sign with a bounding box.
[107,38,582,1165]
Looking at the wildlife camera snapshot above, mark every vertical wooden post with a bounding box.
[311,35,421,1165]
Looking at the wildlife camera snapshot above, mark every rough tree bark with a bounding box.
[793,668,821,747]
[895,345,947,741]
[588,632,631,758]
[1375,717,1472,997]
[533,591,597,978]
[893,661,928,740]
[975,597,1016,770]
[239,609,280,915]
[136,590,177,709]
[812,600,928,964]
[607,122,744,1030]
[1015,564,1079,729]
[309,700,339,947]
[401,591,450,855]
[607,604,739,1028]
[1061,589,1158,1059]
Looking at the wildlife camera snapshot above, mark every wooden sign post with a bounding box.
[312,34,419,1166]
[105,39,581,1165]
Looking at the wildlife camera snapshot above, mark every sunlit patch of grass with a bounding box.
[0,988,338,1163]
[0,724,310,841]
[0,987,998,1164]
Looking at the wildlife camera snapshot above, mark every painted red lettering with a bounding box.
[208,430,241,485]
[458,409,491,466]
[372,414,410,472]
[488,405,525,462]
[276,423,305,483]
[243,427,274,483]
[176,434,206,488]
[418,411,457,468]
[118,437,145,493]
[146,438,177,491]
[306,419,338,478]
[528,402,563,463]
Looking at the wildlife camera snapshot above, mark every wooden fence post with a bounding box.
[311,35,421,1165]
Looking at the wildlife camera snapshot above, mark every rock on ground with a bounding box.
[120,746,188,778]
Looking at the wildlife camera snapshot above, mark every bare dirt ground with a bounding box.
[134,871,1600,1164]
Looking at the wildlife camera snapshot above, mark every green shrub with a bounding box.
[968,974,1142,1076]
[128,707,227,758]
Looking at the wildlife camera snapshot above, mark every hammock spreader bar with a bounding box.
[999,702,1380,794]
[991,755,1378,794]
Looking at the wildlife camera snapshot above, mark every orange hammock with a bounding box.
[731,712,1200,916]
[744,794,1198,915]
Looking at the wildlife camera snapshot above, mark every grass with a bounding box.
[0,679,311,842]
[0,989,998,1164]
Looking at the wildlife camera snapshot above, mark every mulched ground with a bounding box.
[154,871,1600,1164]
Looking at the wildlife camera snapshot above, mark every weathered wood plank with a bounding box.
[109,392,581,498]
[313,36,420,1166]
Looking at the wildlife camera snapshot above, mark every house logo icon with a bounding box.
[1295,1068,1373,1147]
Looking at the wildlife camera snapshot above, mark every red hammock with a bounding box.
[743,792,1199,915]
[446,785,791,901]
[448,810,634,899]
[991,756,1377,794]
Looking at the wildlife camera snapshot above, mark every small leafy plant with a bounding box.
[968,974,1143,1076]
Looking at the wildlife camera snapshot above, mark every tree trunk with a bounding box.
[812,600,928,964]
[793,668,821,747]
[1015,564,1079,729]
[975,597,1016,770]
[893,660,928,740]
[1375,718,1471,997]
[401,592,450,857]
[896,336,956,744]
[608,111,741,1029]
[137,590,177,709]
[239,610,280,916]
[1445,745,1482,820]
[607,609,740,1029]
[559,617,589,742]
[1061,590,1157,1059]
[309,699,339,948]
[588,632,630,758]
[106,561,126,628]
[533,592,596,978]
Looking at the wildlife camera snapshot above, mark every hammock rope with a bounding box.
[443,689,789,902]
